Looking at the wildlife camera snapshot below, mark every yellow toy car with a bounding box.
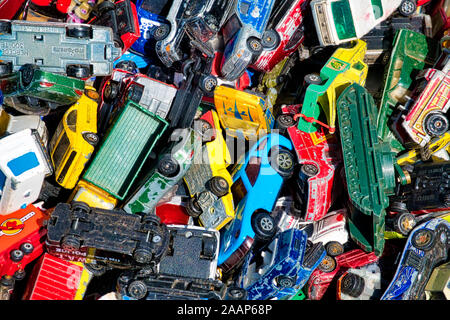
[296,40,368,134]
[49,87,99,189]
[397,131,450,166]
[183,109,235,231]
[213,85,275,140]
[68,179,118,210]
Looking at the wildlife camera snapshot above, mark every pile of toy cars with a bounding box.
[0,0,449,301]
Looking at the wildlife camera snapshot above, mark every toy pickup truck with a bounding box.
[0,19,121,78]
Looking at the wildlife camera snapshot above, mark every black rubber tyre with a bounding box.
[200,75,217,93]
[444,194,450,207]
[103,80,119,103]
[0,21,11,34]
[84,263,107,277]
[82,132,99,146]
[261,29,280,50]
[318,255,337,273]
[133,247,153,264]
[141,213,161,226]
[115,60,137,73]
[127,280,148,300]
[340,273,365,298]
[10,249,24,262]
[66,64,91,78]
[226,286,247,300]
[0,61,13,76]
[276,275,296,288]
[398,0,417,16]
[394,212,416,236]
[158,155,179,177]
[209,176,229,197]
[412,229,435,251]
[186,198,202,218]
[66,25,92,39]
[300,163,319,177]
[304,73,322,85]
[154,24,170,41]
[424,112,448,137]
[202,237,216,259]
[390,201,408,213]
[246,37,263,55]
[71,201,90,214]
[19,242,34,255]
[251,211,276,241]
[326,241,344,257]
[61,235,81,250]
[277,114,295,130]
[20,64,37,87]
[270,149,295,178]
[13,270,26,281]
[97,0,115,14]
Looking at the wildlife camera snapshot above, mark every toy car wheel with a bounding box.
[10,249,24,262]
[196,119,214,142]
[276,114,295,130]
[209,176,229,197]
[276,275,296,288]
[340,273,365,298]
[158,155,180,177]
[399,0,417,16]
[154,24,170,41]
[300,163,319,177]
[13,270,26,281]
[19,242,34,255]
[246,37,263,56]
[412,229,435,251]
[202,236,216,259]
[0,21,11,34]
[103,80,119,102]
[141,213,161,226]
[326,241,344,257]
[251,211,276,241]
[84,262,107,276]
[444,194,450,207]
[226,286,247,300]
[66,25,92,39]
[0,61,13,76]
[270,149,295,178]
[82,132,99,146]
[394,212,416,236]
[318,255,337,273]
[186,198,203,218]
[304,73,322,85]
[424,112,449,137]
[97,0,115,14]
[200,75,217,93]
[127,280,148,300]
[61,235,81,250]
[66,64,91,78]
[390,201,408,213]
[71,201,90,214]
[20,64,38,88]
[133,247,153,264]
[115,60,137,73]
[261,30,280,50]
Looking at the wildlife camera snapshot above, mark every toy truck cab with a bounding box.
[402,60,450,147]
[0,129,52,216]
[214,85,275,140]
[296,39,368,134]
[49,86,99,189]
[310,0,404,46]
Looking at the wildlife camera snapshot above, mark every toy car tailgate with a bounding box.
[83,100,168,200]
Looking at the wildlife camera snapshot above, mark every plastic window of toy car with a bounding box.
[370,0,383,20]
[66,109,77,132]
[222,14,242,45]
[231,177,247,206]
[140,0,171,15]
[331,0,357,40]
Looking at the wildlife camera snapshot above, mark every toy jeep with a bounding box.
[46,202,170,267]
[49,86,99,189]
[0,19,121,78]
[82,99,168,201]
[123,127,202,215]
[220,0,276,81]
[0,129,52,216]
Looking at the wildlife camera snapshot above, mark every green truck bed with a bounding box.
[83,100,168,200]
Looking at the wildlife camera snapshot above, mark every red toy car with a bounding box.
[0,0,28,19]
[278,104,341,221]
[251,0,309,73]
[305,249,379,300]
[0,205,48,284]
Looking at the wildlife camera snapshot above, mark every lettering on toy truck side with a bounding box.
[52,46,85,56]
[0,41,29,56]
[15,25,61,34]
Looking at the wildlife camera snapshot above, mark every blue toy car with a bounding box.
[130,0,171,58]
[381,218,450,300]
[237,228,326,300]
[220,0,276,81]
[218,133,295,273]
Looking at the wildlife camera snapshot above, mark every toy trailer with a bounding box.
[0,128,52,216]
[82,99,168,200]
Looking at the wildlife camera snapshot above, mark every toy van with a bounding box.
[68,179,117,210]
[0,129,52,215]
